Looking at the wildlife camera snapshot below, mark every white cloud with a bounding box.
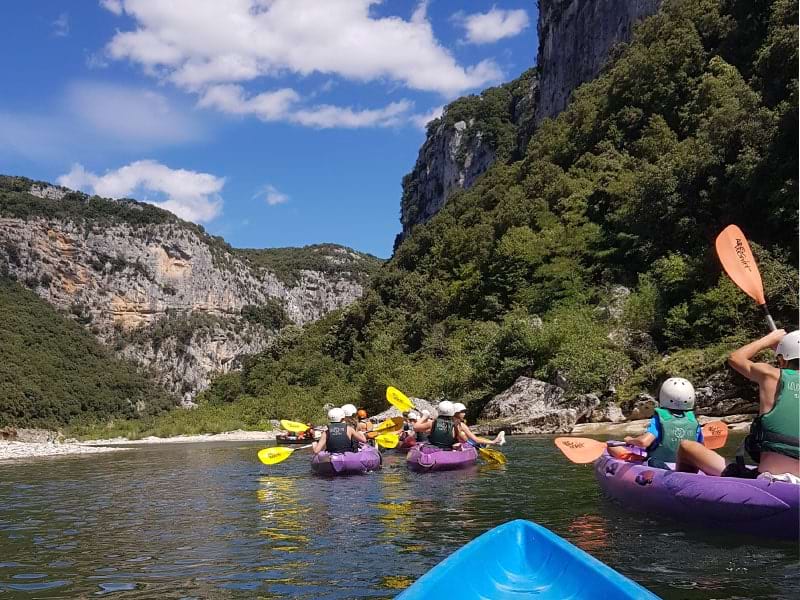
[52,12,70,37]
[410,105,444,130]
[455,8,529,45]
[57,160,224,223]
[99,0,124,15]
[255,184,289,207]
[100,0,502,97]
[198,84,412,128]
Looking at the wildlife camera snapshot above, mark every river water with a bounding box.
[0,438,797,599]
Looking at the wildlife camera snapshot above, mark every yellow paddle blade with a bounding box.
[554,437,609,464]
[373,416,405,433]
[258,446,296,465]
[702,420,729,450]
[280,420,310,433]
[375,433,399,449]
[386,386,414,413]
[478,447,507,465]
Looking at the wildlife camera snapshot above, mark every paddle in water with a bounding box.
[555,420,729,464]
[716,225,776,331]
[478,446,507,465]
[258,444,313,465]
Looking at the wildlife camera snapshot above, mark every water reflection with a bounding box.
[567,514,610,554]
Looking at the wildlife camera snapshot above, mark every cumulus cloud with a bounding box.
[455,7,529,45]
[100,0,502,97]
[198,84,411,128]
[410,105,444,130]
[99,0,123,15]
[255,185,289,207]
[52,12,70,37]
[58,160,224,223]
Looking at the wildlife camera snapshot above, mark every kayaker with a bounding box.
[608,377,702,468]
[313,407,367,454]
[676,330,799,481]
[453,402,505,447]
[341,403,358,429]
[401,411,419,441]
[414,401,457,449]
[356,409,373,433]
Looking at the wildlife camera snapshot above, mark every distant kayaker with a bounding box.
[341,403,358,429]
[356,409,373,433]
[453,402,505,448]
[608,377,702,468]
[401,411,423,443]
[313,407,367,454]
[676,330,799,481]
[414,401,458,449]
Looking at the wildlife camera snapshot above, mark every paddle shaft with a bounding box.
[760,304,777,331]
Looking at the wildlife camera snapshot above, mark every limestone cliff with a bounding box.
[399,0,662,236]
[534,0,662,125]
[0,177,380,399]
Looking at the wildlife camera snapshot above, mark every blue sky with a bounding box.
[0,1,538,258]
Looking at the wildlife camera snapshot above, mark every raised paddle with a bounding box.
[715,225,776,331]
[555,420,730,464]
[386,386,415,413]
[371,416,405,434]
[258,444,313,465]
[280,420,310,433]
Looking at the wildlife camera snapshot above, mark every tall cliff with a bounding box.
[399,0,662,236]
[0,177,380,399]
[535,0,662,125]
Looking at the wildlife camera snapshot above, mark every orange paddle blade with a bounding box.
[554,437,609,464]
[701,420,729,450]
[715,225,766,305]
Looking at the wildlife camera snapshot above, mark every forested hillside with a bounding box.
[194,0,797,424]
[0,278,174,428]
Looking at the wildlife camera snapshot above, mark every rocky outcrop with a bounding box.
[534,0,662,125]
[0,179,379,398]
[695,371,758,417]
[371,397,437,422]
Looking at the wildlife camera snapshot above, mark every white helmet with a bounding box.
[658,377,695,411]
[407,411,420,421]
[453,402,466,414]
[328,407,345,422]
[437,400,455,417]
[341,404,357,417]
[776,331,800,362]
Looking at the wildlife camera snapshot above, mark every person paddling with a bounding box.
[609,378,702,468]
[453,403,505,448]
[414,401,458,449]
[676,330,799,481]
[356,409,373,433]
[313,407,367,454]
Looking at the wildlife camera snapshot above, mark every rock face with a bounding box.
[0,179,379,398]
[695,371,759,416]
[534,0,662,125]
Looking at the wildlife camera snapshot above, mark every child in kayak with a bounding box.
[453,403,505,448]
[608,377,702,468]
[356,409,373,433]
[676,330,799,482]
[313,407,367,454]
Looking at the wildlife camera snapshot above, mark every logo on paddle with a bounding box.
[734,238,752,272]
[707,424,723,436]
[562,440,585,449]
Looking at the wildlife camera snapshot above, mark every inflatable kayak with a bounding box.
[407,443,477,472]
[397,519,657,599]
[311,445,381,476]
[595,453,800,540]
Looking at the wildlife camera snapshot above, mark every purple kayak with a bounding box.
[595,453,800,540]
[407,443,478,472]
[311,444,381,476]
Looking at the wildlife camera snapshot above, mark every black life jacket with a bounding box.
[327,422,356,453]
[428,417,455,449]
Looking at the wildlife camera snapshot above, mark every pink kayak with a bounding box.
[407,443,478,472]
[311,445,381,476]
[595,452,800,540]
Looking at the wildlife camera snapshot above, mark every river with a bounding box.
[1,437,797,599]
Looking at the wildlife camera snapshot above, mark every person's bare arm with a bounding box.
[312,431,327,454]
[413,421,432,433]
[624,432,656,448]
[350,427,367,444]
[459,423,495,445]
[728,330,785,382]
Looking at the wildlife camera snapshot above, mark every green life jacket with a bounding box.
[746,369,800,461]
[648,408,698,463]
[428,417,455,449]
